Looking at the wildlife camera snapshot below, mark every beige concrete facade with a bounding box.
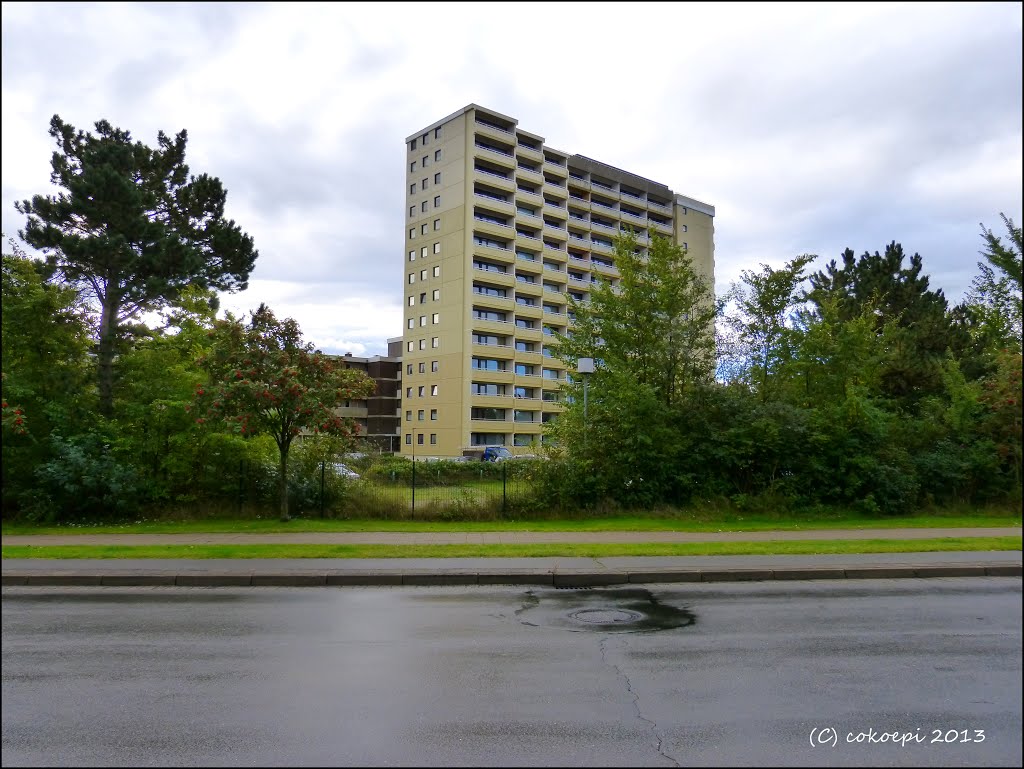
[400,105,715,459]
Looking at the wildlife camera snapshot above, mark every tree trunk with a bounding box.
[97,297,118,419]
[278,442,290,522]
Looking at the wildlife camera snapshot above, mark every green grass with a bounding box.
[2,536,1020,560]
[2,512,1019,537]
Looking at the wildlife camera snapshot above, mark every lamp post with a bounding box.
[578,357,594,451]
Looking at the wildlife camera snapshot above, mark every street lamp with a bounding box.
[578,357,594,450]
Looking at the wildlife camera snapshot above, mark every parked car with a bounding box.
[330,462,360,479]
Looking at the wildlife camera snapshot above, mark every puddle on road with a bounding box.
[515,588,696,633]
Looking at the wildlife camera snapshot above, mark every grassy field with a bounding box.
[2,536,1020,560]
[3,511,1019,537]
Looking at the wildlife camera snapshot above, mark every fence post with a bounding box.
[502,462,507,517]
[320,461,325,518]
[411,460,416,517]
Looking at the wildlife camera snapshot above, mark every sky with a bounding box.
[2,1,1021,357]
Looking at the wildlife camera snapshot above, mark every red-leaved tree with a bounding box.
[193,304,375,520]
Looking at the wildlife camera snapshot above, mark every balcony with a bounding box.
[515,350,544,365]
[514,303,543,320]
[649,218,673,234]
[620,188,646,203]
[472,342,514,360]
[590,219,616,232]
[474,117,514,136]
[470,367,514,384]
[567,176,590,190]
[516,164,543,179]
[471,315,513,333]
[591,197,617,212]
[620,208,647,225]
[591,179,617,194]
[648,198,671,212]
[515,143,543,161]
[514,324,543,341]
[543,160,568,178]
[473,165,515,191]
[591,240,614,252]
[473,217,513,241]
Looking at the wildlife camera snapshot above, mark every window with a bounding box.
[420,223,427,235]
[408,273,414,285]
[420,269,427,281]
[406,364,413,375]
[434,172,441,185]
[471,433,505,446]
[433,218,441,231]
[432,313,439,324]
[431,337,439,348]
[410,183,416,195]
[408,250,415,262]
[417,410,424,421]
[515,341,534,352]
[431,385,438,396]
[409,205,415,217]
[419,292,426,304]
[430,409,437,420]
[418,386,425,397]
[406,386,412,397]
[422,155,428,167]
[419,315,426,327]
[434,127,441,139]
[410,162,416,172]
[410,138,417,151]
[421,178,428,190]
[433,242,441,254]
[405,434,412,445]
[515,363,534,376]
[406,342,414,353]
[417,433,424,445]
[405,410,412,422]
[472,382,505,396]
[432,266,440,278]
[407,318,414,330]
[434,195,441,207]
[408,296,415,306]
[432,289,440,300]
[430,434,437,445]
[434,149,441,161]
[421,132,428,144]
[514,434,533,447]
[418,362,426,374]
[681,224,688,232]
[421,201,428,213]
[683,242,688,249]
[420,246,427,258]
[516,318,535,329]
[431,360,439,372]
[409,228,415,240]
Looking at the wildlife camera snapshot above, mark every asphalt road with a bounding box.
[2,578,1021,767]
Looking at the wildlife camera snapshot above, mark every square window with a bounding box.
[434,195,441,207]
[420,224,428,235]
[410,184,416,195]
[421,178,428,190]
[431,385,439,396]
[431,337,439,348]
[418,386,425,397]
[405,410,412,422]
[417,433,424,445]
[408,296,415,307]
[419,363,425,374]
[419,292,426,304]
[421,246,428,258]
[433,218,441,230]
[430,409,437,420]
[421,201,428,213]
[432,313,439,324]
[434,149,441,161]
[432,266,440,277]
[431,361,439,372]
[434,172,441,185]
[418,409,425,421]
[433,242,441,254]
[430,434,437,445]
[432,289,440,300]
[405,433,412,445]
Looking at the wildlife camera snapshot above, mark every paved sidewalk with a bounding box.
[3,526,1020,546]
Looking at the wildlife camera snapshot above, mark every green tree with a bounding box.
[15,115,258,417]
[964,214,1022,352]
[724,254,815,403]
[194,304,375,520]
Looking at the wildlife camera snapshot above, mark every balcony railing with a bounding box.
[475,142,514,158]
[475,166,511,181]
[591,199,616,210]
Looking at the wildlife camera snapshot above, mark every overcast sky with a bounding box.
[3,1,1021,357]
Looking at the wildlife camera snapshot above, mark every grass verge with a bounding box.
[2,536,1019,560]
[2,513,1020,537]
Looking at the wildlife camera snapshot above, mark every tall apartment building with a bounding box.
[330,340,402,453]
[401,104,715,459]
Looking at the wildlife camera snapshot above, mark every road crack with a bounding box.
[599,636,680,767]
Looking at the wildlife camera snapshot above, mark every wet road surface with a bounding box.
[3,578,1021,766]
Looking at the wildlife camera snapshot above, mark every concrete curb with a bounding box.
[2,564,1019,588]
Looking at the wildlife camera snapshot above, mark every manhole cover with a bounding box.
[571,609,643,625]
